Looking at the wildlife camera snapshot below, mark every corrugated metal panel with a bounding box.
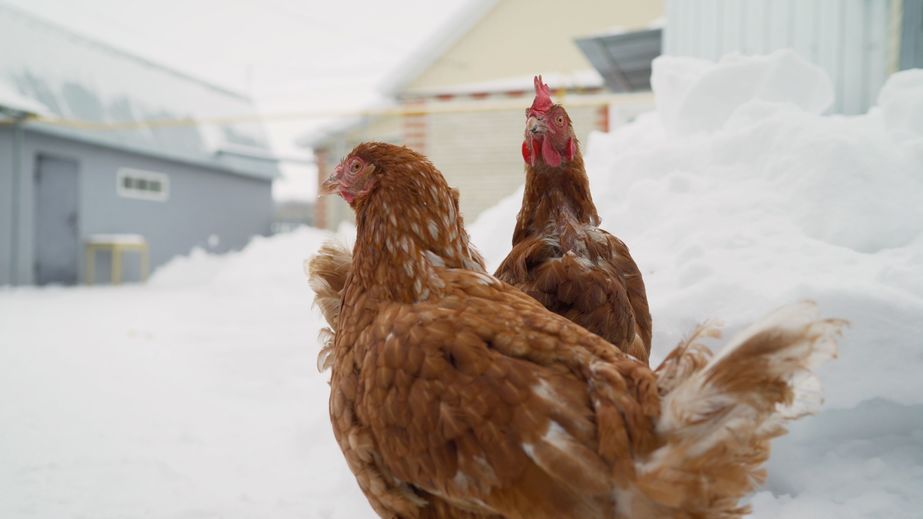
[902,0,923,68]
[867,0,891,102]
[575,29,662,93]
[664,0,907,114]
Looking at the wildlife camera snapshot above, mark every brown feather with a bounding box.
[314,142,843,519]
[495,105,652,363]
[306,241,352,372]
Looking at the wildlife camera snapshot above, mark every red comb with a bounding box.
[529,75,553,114]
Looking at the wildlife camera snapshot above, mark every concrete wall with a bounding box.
[0,128,272,285]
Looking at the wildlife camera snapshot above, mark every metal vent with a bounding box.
[576,28,662,93]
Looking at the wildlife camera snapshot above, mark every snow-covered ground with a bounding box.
[2,52,922,518]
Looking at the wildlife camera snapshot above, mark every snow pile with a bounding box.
[0,226,372,519]
[651,50,834,135]
[150,227,331,291]
[876,68,923,145]
[472,53,923,517]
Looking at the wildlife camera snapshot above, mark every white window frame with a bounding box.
[116,168,170,202]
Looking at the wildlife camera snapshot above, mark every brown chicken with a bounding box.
[495,76,652,364]
[309,141,843,519]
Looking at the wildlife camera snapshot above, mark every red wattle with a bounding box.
[522,140,531,164]
[541,136,561,167]
[566,138,576,161]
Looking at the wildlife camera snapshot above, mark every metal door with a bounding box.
[34,155,80,285]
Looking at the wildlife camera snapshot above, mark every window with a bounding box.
[116,168,169,202]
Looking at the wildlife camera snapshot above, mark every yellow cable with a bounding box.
[0,92,652,131]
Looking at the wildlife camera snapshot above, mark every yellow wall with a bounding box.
[405,0,663,94]
[313,0,663,230]
[423,97,606,220]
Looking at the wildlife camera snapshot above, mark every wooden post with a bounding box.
[85,245,95,285]
[111,246,122,285]
[140,243,149,282]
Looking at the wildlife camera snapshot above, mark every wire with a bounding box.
[2,92,652,131]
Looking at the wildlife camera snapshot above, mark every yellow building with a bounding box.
[306,0,663,230]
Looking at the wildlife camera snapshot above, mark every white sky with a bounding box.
[3,0,475,200]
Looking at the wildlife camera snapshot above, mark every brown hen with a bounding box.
[496,76,652,364]
[310,141,843,519]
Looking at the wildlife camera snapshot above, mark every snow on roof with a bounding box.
[0,4,279,179]
[0,80,50,116]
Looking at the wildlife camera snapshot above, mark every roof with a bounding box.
[0,3,279,179]
[380,0,499,96]
[0,80,49,117]
[575,28,663,92]
[388,0,662,97]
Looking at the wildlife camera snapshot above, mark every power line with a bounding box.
[1,92,653,131]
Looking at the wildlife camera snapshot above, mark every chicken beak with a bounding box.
[526,116,546,136]
[319,175,339,196]
[319,165,344,196]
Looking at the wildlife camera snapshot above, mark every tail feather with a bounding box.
[654,321,720,396]
[305,241,353,372]
[634,301,845,517]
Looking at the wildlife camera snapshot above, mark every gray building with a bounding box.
[0,4,279,286]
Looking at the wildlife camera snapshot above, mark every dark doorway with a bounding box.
[34,155,80,285]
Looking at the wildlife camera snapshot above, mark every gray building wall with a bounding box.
[663,0,920,115]
[0,125,14,284]
[902,0,923,69]
[0,127,272,285]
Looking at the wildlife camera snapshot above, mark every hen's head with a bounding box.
[320,142,450,210]
[522,75,577,168]
[320,142,485,295]
[319,150,378,207]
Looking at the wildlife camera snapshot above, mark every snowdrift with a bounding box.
[471,50,923,518]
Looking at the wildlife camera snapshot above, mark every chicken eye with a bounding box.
[350,161,362,173]
[556,115,565,125]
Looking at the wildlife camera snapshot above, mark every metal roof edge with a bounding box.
[23,123,279,181]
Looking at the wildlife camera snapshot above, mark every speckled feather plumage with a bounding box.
[495,148,652,363]
[308,142,844,519]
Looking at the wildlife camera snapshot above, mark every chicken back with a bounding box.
[496,76,652,363]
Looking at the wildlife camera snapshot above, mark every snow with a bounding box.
[85,234,147,246]
[0,227,371,518]
[472,54,923,517]
[2,52,922,518]
[651,50,834,135]
[0,81,49,116]
[876,68,923,145]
